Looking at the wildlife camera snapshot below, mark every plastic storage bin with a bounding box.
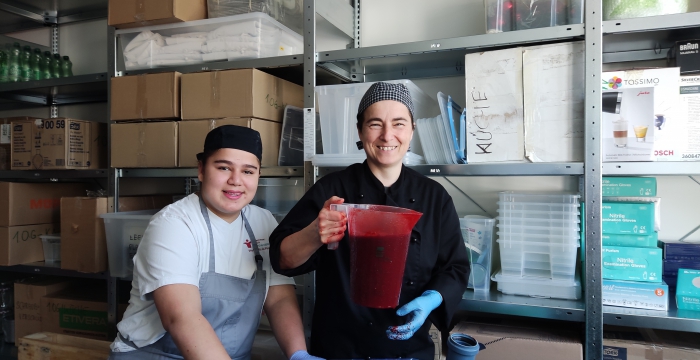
[603,0,688,20]
[461,216,496,292]
[116,12,303,71]
[485,0,515,33]
[249,178,303,214]
[499,191,580,204]
[100,210,159,278]
[315,80,439,156]
[513,0,584,30]
[497,238,579,281]
[492,270,581,299]
[207,0,303,34]
[40,235,61,262]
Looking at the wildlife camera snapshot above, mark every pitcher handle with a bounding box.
[327,204,348,250]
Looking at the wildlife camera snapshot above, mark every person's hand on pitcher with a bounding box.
[316,196,346,249]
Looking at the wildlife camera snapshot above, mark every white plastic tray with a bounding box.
[493,270,582,300]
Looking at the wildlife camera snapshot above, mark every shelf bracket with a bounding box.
[0,1,44,23]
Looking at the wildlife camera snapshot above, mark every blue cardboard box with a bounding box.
[602,279,668,310]
[602,202,655,235]
[602,246,663,282]
[676,268,700,311]
[602,233,658,247]
[602,177,656,197]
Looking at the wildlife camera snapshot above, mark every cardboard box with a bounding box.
[178,118,282,167]
[603,197,660,232]
[14,280,71,342]
[602,246,663,283]
[41,288,111,340]
[680,75,700,160]
[39,119,105,170]
[602,279,668,310]
[0,182,89,227]
[111,121,178,168]
[110,72,181,121]
[676,40,700,75]
[108,0,207,29]
[676,268,700,311]
[602,202,655,235]
[429,324,442,360]
[10,118,41,170]
[602,68,684,162]
[0,223,57,266]
[0,118,11,170]
[450,322,582,360]
[604,336,700,360]
[18,332,111,360]
[465,48,525,163]
[602,177,657,197]
[181,69,303,121]
[523,42,585,162]
[602,233,658,248]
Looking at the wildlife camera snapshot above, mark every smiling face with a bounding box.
[358,100,414,170]
[197,148,260,223]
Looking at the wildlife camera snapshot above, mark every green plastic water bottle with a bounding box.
[7,43,20,83]
[50,53,62,79]
[41,51,52,80]
[0,49,7,83]
[31,48,42,80]
[61,56,73,77]
[20,45,31,82]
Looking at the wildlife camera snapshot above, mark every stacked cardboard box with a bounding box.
[601,177,668,311]
[14,279,71,342]
[0,182,89,265]
[0,118,11,170]
[108,0,207,29]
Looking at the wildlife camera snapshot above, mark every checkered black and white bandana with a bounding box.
[356,82,415,122]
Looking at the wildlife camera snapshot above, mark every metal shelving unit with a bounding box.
[460,290,585,322]
[0,73,108,110]
[0,262,109,279]
[603,162,700,176]
[117,167,303,178]
[0,0,107,34]
[0,169,108,180]
[604,295,700,333]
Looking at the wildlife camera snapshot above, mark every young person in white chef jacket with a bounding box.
[108,125,322,360]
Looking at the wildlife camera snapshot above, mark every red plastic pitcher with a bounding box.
[332,204,423,308]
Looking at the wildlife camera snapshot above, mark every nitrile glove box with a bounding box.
[602,246,662,282]
[602,177,656,197]
[602,233,658,248]
[602,279,668,311]
[602,202,655,235]
[676,268,700,311]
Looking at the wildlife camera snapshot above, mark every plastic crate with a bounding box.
[40,234,61,263]
[116,12,302,71]
[100,210,159,278]
[492,270,581,299]
[498,217,580,229]
[497,208,580,222]
[498,201,580,213]
[460,216,496,292]
[497,239,579,281]
[499,191,581,204]
[315,80,439,155]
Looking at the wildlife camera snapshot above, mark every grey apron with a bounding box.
[110,197,267,360]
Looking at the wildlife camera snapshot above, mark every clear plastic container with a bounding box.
[250,178,303,214]
[497,208,580,222]
[207,0,303,35]
[461,216,496,292]
[492,270,581,299]
[116,12,303,71]
[513,0,584,30]
[498,201,580,213]
[40,234,61,262]
[603,0,688,21]
[485,0,515,33]
[100,210,159,278]
[315,80,439,155]
[497,239,579,281]
[498,217,580,229]
[499,191,581,204]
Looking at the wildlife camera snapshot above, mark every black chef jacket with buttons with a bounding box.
[269,162,470,360]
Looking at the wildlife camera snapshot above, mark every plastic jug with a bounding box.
[446,333,485,360]
[331,203,422,308]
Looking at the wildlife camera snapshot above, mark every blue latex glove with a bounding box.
[290,350,325,360]
[386,290,443,340]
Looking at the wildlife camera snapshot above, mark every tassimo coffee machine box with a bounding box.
[602,68,686,162]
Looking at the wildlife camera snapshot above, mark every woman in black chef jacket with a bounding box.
[269,82,470,360]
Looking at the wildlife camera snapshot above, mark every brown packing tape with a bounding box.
[210,71,221,113]
[137,123,147,167]
[136,75,148,119]
[645,347,663,360]
[134,0,147,26]
[208,119,216,131]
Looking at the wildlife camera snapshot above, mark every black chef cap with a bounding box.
[196,125,262,161]
[356,82,416,125]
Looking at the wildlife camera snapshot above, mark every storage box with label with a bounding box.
[465,48,524,163]
[41,288,111,340]
[10,118,41,170]
[18,332,112,360]
[680,75,700,160]
[0,223,57,266]
[38,118,106,170]
[14,279,71,342]
[0,118,11,170]
[181,69,303,121]
[602,233,658,248]
[178,118,282,167]
[603,197,661,232]
[676,268,700,311]
[602,177,657,197]
[523,42,585,162]
[111,122,178,168]
[603,68,686,162]
[602,202,655,235]
[0,182,89,227]
[108,0,207,29]
[110,72,181,121]
[602,246,663,283]
[676,40,700,75]
[602,279,668,310]
[450,322,582,360]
